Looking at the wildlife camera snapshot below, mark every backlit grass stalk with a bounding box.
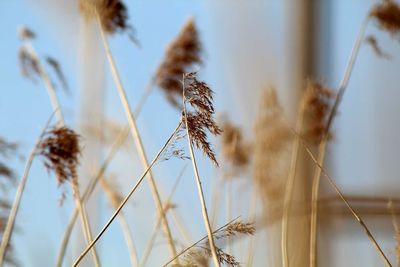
[23,42,100,267]
[55,74,154,267]
[301,137,392,267]
[72,121,183,267]
[96,10,178,260]
[139,166,186,267]
[0,116,53,267]
[182,78,220,267]
[309,15,370,267]
[281,104,305,267]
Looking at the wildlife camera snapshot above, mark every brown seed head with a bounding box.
[39,127,81,186]
[79,0,137,41]
[18,46,40,82]
[183,73,221,165]
[371,0,400,35]
[220,119,251,169]
[301,81,335,144]
[156,18,202,108]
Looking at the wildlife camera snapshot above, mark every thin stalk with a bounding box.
[0,115,53,267]
[301,139,392,267]
[246,185,258,267]
[96,11,178,259]
[72,122,182,267]
[182,80,220,267]
[139,166,186,267]
[24,41,100,267]
[281,107,305,267]
[55,79,162,267]
[163,218,239,267]
[309,15,370,267]
[100,178,139,267]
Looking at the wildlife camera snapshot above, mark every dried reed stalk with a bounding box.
[139,166,186,267]
[299,136,392,266]
[95,10,178,260]
[309,15,370,267]
[18,34,101,267]
[281,101,305,267]
[100,178,139,267]
[55,89,151,266]
[0,116,52,267]
[182,73,221,267]
[72,121,183,266]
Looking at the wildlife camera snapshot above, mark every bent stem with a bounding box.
[72,122,182,267]
[23,41,100,267]
[281,106,305,267]
[0,116,53,267]
[55,80,161,267]
[300,139,392,267]
[309,15,370,267]
[96,10,178,260]
[182,80,220,267]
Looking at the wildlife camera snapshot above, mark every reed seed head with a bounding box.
[371,0,400,35]
[156,18,202,108]
[220,119,251,169]
[302,80,335,144]
[183,72,222,165]
[38,126,81,186]
[18,46,40,82]
[79,0,137,42]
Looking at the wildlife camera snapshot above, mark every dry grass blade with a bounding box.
[296,133,392,267]
[182,72,222,267]
[96,11,178,260]
[0,115,53,267]
[46,56,70,94]
[72,122,183,267]
[309,15,370,267]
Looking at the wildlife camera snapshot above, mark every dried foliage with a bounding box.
[156,19,202,108]
[365,35,391,59]
[301,81,335,144]
[183,72,222,165]
[79,0,137,42]
[253,88,292,203]
[46,57,69,94]
[0,138,17,182]
[371,0,400,35]
[18,46,40,82]
[38,127,81,186]
[176,220,255,267]
[161,126,189,162]
[0,138,17,265]
[220,119,251,170]
[18,26,35,41]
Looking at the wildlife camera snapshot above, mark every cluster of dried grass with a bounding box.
[4,0,400,266]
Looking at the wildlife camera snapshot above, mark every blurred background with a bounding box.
[1,0,400,266]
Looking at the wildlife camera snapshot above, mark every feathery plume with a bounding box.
[253,88,292,202]
[79,0,138,42]
[156,19,202,108]
[18,46,40,82]
[183,72,222,165]
[302,81,335,144]
[371,0,400,35]
[364,35,391,59]
[46,57,70,94]
[38,127,81,186]
[220,119,251,169]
